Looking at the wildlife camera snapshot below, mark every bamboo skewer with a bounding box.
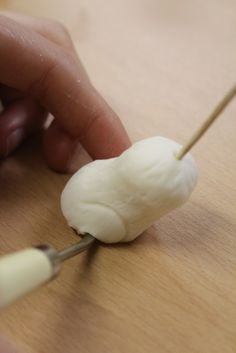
[176,84,236,160]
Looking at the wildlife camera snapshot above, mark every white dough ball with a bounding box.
[61,136,198,243]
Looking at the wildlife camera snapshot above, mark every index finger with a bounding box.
[0,15,130,158]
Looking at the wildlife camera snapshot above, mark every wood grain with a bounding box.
[0,1,236,353]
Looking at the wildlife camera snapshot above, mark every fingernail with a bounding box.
[4,128,25,156]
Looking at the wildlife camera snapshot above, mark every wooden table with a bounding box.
[0,1,236,352]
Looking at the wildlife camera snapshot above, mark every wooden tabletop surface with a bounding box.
[0,1,236,352]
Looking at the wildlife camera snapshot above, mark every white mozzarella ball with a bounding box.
[61,136,198,243]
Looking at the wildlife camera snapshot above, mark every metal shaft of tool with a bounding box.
[57,233,95,262]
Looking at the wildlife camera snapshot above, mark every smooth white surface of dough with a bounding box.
[61,136,198,243]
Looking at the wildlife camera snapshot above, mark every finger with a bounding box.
[0,11,74,107]
[0,98,46,156]
[0,84,23,106]
[42,121,78,172]
[0,15,130,160]
[0,11,75,51]
[43,121,92,173]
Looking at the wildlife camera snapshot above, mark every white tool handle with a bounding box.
[0,248,54,309]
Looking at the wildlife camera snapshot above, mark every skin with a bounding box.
[0,12,130,352]
[0,12,130,172]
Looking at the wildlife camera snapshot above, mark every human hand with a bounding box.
[0,13,130,171]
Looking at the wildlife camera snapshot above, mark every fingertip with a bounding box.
[43,122,78,172]
[79,109,131,159]
[43,113,131,172]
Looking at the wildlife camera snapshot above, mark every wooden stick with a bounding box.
[176,84,236,160]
